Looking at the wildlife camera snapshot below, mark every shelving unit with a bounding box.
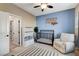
[22,27,34,47]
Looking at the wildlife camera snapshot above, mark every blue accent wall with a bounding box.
[36,9,75,38]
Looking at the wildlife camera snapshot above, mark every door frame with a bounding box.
[9,13,22,50]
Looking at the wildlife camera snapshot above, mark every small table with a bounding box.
[75,48,79,56]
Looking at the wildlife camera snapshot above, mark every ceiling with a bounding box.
[15,3,77,16]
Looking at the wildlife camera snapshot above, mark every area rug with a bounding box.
[5,43,74,56]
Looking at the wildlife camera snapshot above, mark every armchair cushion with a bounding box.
[61,33,74,42]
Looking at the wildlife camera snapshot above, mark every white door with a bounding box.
[0,12,10,55]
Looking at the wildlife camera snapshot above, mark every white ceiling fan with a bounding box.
[33,3,53,12]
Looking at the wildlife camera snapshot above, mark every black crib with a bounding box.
[36,30,54,46]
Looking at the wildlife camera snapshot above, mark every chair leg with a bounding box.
[52,30,54,46]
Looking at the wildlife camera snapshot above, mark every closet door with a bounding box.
[0,12,10,55]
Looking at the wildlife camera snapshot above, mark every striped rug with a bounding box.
[6,45,63,56]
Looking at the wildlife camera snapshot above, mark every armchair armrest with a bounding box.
[53,41,66,53]
[64,42,75,53]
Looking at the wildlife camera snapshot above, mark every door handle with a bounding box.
[6,35,9,37]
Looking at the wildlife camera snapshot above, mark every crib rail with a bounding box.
[38,30,54,40]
